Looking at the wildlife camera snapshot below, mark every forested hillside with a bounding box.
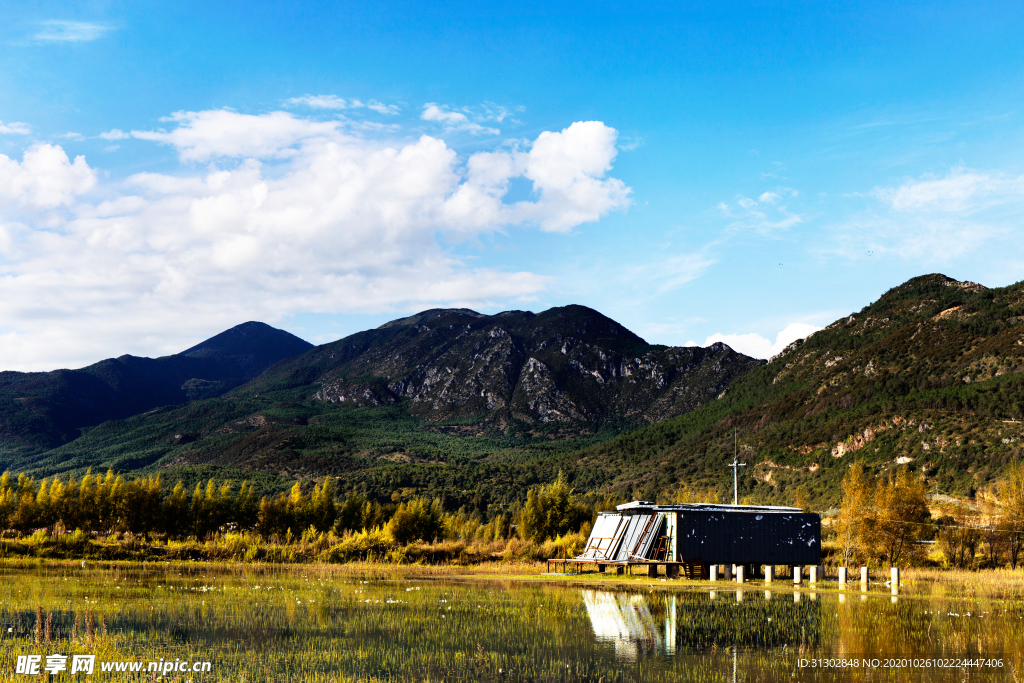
[0,322,313,460]
[7,275,1022,517]
[6,306,759,511]
[559,274,1024,510]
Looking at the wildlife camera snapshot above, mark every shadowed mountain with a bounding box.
[11,276,1024,510]
[0,322,313,460]
[11,306,762,487]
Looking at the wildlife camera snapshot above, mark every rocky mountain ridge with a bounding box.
[241,305,762,425]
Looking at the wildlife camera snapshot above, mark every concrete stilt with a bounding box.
[764,565,774,583]
[861,566,869,591]
[838,567,847,588]
[891,567,900,594]
[724,564,733,581]
[710,565,718,582]
[736,565,745,584]
[793,566,802,586]
[648,563,659,578]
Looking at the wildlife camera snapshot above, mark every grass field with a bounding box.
[1,560,1022,682]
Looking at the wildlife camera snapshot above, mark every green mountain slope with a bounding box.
[558,274,1024,508]
[0,322,313,464]
[15,276,1018,513]
[11,306,761,506]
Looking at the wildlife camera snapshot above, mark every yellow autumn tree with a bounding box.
[870,466,930,566]
[837,462,872,566]
[1001,460,1024,569]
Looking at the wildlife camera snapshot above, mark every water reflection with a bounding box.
[582,590,672,658]
[582,588,825,658]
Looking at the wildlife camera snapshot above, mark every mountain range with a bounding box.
[0,322,312,457]
[2,274,1022,511]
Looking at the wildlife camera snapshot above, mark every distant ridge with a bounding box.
[0,322,312,460]
[8,304,762,483]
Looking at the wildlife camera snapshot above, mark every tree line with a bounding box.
[835,461,1024,569]
[0,469,602,546]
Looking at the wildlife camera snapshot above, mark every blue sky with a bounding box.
[2,1,1023,370]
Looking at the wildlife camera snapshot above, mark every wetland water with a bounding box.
[0,564,1021,682]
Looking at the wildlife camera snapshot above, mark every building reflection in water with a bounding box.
[581,590,676,659]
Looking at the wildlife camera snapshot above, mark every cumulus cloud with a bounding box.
[0,111,630,370]
[0,121,31,135]
[34,21,111,42]
[703,322,821,359]
[0,143,97,210]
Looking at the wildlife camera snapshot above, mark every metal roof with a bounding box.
[612,500,802,514]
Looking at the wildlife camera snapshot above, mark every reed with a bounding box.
[0,561,1021,682]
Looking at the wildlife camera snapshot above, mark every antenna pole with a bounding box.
[728,428,746,505]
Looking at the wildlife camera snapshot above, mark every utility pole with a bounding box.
[728,428,746,505]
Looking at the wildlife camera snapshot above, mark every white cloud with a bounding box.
[0,121,31,135]
[99,129,129,140]
[366,101,401,115]
[0,143,97,209]
[0,111,630,370]
[34,21,111,42]
[826,165,1024,261]
[286,95,361,109]
[421,103,501,136]
[131,110,342,162]
[875,165,1024,214]
[703,322,821,359]
[422,104,469,125]
[286,95,400,115]
[440,120,631,233]
[625,252,715,295]
[720,189,803,233]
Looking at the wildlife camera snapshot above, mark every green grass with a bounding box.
[1,561,1022,682]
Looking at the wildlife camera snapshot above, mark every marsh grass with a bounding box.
[0,528,587,568]
[0,562,1021,682]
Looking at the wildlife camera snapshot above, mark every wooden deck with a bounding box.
[546,558,708,579]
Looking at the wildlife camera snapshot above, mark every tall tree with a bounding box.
[1001,460,1024,569]
[837,462,872,566]
[519,471,590,542]
[937,501,981,569]
[872,466,931,566]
